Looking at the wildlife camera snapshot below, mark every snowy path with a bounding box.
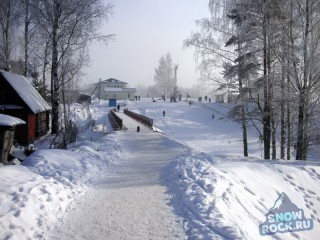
[50,114,187,240]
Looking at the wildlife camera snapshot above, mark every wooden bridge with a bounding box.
[108,108,153,132]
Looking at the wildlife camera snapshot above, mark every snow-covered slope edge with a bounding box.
[0,132,124,240]
[165,152,320,240]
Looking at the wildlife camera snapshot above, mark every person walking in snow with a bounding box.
[117,104,120,112]
[162,110,166,117]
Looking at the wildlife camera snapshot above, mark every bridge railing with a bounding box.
[109,108,123,130]
[123,109,153,128]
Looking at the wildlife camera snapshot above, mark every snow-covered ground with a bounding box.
[0,98,319,239]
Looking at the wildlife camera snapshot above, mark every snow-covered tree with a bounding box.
[32,0,113,134]
[0,0,22,71]
[185,0,253,157]
[154,53,176,100]
[186,0,320,160]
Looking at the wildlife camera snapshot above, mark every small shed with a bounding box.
[0,70,51,145]
[109,99,117,107]
[77,94,91,105]
[0,114,25,164]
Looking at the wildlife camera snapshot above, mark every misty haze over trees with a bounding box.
[185,0,320,160]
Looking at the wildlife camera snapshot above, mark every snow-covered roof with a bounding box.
[102,78,128,85]
[0,70,51,114]
[0,113,25,127]
[104,88,136,92]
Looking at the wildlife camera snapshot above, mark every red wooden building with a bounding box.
[0,70,51,145]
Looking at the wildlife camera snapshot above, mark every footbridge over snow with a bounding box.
[109,109,153,132]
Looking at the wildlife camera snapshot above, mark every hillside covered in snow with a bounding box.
[0,99,319,240]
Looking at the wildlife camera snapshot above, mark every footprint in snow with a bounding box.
[304,193,312,199]
[290,232,300,239]
[13,210,21,217]
[244,187,256,196]
[286,174,294,179]
[307,189,316,195]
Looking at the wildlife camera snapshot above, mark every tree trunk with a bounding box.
[42,41,49,98]
[269,38,275,160]
[4,1,12,71]
[280,70,286,159]
[296,0,310,160]
[302,95,309,160]
[271,109,276,159]
[237,43,248,157]
[24,0,29,77]
[51,0,60,134]
[296,93,305,160]
[262,0,271,159]
[241,105,248,157]
[286,97,291,160]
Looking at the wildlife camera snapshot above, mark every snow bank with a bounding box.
[0,131,125,239]
[0,99,127,239]
[1,97,320,240]
[0,165,74,239]
[167,152,320,239]
[125,98,320,239]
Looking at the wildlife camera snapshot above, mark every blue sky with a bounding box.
[84,0,210,88]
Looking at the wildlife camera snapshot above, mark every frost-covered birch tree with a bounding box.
[0,0,22,71]
[186,0,320,160]
[154,53,176,100]
[32,0,113,134]
[288,0,320,160]
[185,0,253,157]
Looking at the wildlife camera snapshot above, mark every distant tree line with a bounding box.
[0,0,113,138]
[185,0,320,160]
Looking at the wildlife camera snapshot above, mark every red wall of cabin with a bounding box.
[28,114,36,143]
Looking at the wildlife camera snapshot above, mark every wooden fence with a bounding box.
[124,109,153,128]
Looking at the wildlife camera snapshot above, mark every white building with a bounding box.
[95,78,136,101]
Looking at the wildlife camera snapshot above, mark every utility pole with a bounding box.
[98,78,101,103]
[173,64,179,101]
[173,64,179,83]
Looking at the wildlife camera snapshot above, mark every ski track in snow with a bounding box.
[50,123,188,239]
